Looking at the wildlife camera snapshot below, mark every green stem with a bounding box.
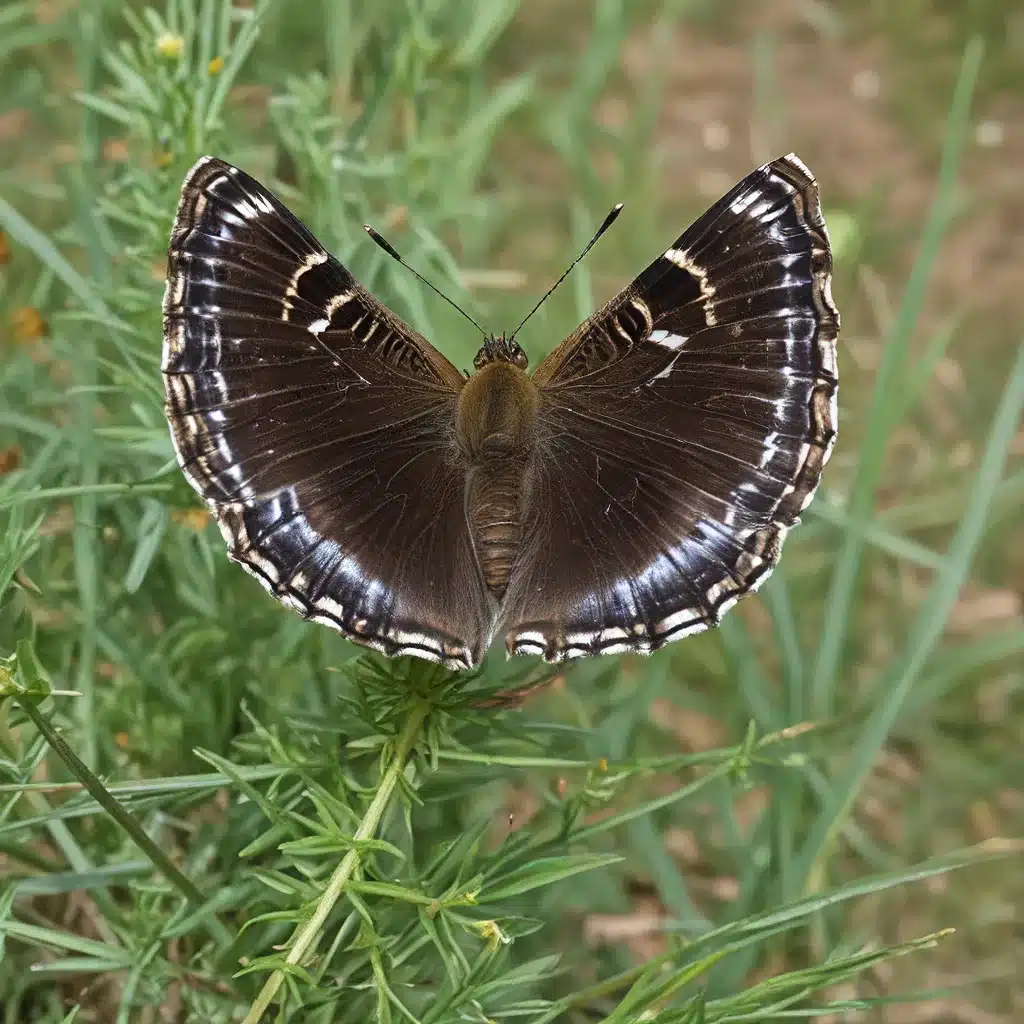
[17,699,211,909]
[243,701,430,1023]
[0,482,171,511]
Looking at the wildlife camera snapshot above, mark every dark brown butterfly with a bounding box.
[162,154,838,670]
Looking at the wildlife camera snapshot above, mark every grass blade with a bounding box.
[808,37,984,719]
[796,342,1024,885]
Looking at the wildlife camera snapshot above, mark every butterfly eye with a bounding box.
[511,345,528,371]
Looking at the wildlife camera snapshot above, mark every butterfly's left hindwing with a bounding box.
[162,158,492,669]
[504,154,838,661]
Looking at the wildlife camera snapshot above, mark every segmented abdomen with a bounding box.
[468,457,528,598]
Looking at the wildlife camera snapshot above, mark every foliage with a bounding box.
[0,0,1020,1021]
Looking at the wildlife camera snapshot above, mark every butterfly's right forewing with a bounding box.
[505,155,839,662]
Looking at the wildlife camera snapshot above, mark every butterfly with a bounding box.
[162,154,838,670]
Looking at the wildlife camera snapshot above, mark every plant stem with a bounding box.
[243,700,430,1023]
[17,699,213,910]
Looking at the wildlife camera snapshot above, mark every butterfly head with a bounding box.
[473,333,529,372]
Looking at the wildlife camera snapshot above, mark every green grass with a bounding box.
[1,0,1022,1021]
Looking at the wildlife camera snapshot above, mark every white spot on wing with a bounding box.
[325,291,351,319]
[251,191,274,215]
[649,329,687,351]
[657,606,702,632]
[730,189,760,215]
[662,249,718,325]
[515,630,547,647]
[283,251,329,322]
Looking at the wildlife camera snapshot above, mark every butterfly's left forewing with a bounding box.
[163,158,493,669]
[504,154,839,661]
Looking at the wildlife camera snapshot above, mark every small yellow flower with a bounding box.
[172,507,211,531]
[208,56,225,75]
[0,230,10,266]
[598,757,608,772]
[12,306,46,342]
[476,920,510,950]
[156,32,184,59]
[155,149,173,169]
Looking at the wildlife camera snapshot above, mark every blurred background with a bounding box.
[0,0,1021,1020]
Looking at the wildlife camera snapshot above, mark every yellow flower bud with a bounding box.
[156,32,183,59]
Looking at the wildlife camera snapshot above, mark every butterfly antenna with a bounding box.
[510,202,624,340]
[364,226,486,336]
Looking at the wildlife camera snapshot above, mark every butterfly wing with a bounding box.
[162,157,493,669]
[504,154,839,661]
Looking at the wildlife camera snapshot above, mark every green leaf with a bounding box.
[122,500,168,593]
[0,920,133,963]
[452,0,519,65]
[480,853,623,902]
[0,638,54,702]
[0,195,113,320]
[348,879,435,905]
